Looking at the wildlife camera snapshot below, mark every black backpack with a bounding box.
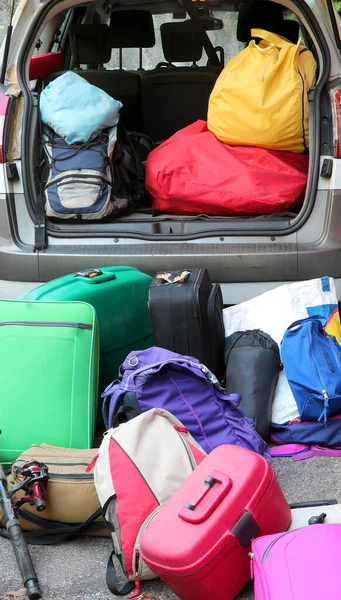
[114,124,154,211]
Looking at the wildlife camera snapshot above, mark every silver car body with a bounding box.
[0,0,341,303]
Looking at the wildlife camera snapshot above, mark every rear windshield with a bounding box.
[108,12,242,70]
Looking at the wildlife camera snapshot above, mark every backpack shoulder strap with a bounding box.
[106,550,135,596]
[102,380,127,430]
[0,507,103,545]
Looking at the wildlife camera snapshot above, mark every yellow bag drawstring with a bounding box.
[257,45,280,81]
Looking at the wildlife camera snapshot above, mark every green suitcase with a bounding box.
[18,266,155,421]
[0,300,98,465]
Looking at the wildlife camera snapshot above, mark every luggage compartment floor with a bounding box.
[110,210,298,223]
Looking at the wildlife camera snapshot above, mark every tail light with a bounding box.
[0,91,10,164]
[330,87,341,158]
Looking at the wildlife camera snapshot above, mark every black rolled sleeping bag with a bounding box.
[224,330,281,441]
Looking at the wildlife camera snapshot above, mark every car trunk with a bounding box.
[12,0,333,246]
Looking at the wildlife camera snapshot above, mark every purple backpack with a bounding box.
[102,347,271,462]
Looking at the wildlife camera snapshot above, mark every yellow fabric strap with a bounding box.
[251,28,301,49]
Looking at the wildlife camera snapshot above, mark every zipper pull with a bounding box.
[128,577,140,599]
[128,549,141,598]
[128,577,140,598]
[319,390,329,424]
[86,454,99,473]
[248,552,254,579]
[174,425,188,434]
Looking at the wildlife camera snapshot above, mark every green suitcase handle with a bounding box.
[75,269,117,284]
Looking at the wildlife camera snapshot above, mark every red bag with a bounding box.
[140,444,291,600]
[29,52,63,81]
[146,120,309,216]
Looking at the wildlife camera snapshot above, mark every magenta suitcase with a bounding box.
[140,444,291,600]
[251,523,341,599]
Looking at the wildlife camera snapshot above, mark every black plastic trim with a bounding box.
[45,216,294,242]
[231,511,260,548]
[320,87,333,156]
[5,192,35,252]
[2,93,16,162]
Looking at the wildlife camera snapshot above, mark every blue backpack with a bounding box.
[270,417,341,456]
[42,125,146,221]
[280,315,341,423]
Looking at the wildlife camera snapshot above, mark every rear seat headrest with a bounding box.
[160,22,203,64]
[279,20,300,44]
[68,24,112,66]
[110,10,155,48]
[237,2,299,45]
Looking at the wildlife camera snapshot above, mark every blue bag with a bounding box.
[40,71,122,144]
[281,315,341,422]
[271,416,341,448]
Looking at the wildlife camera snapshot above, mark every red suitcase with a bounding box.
[140,444,291,600]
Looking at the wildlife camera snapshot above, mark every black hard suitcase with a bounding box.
[148,269,225,381]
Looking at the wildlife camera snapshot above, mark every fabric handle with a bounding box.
[251,28,301,50]
[125,356,220,388]
[285,315,327,331]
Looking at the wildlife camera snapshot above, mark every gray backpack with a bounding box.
[42,125,146,220]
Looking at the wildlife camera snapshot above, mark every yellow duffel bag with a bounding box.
[207,28,317,153]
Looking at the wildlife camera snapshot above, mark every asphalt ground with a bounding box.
[1,455,340,600]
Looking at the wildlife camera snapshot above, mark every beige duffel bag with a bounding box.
[0,444,110,542]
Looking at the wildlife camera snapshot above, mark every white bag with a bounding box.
[223,277,341,424]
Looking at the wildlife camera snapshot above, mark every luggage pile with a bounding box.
[1,267,341,600]
[145,7,317,217]
[38,5,317,222]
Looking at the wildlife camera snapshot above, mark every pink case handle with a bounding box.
[178,470,232,524]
